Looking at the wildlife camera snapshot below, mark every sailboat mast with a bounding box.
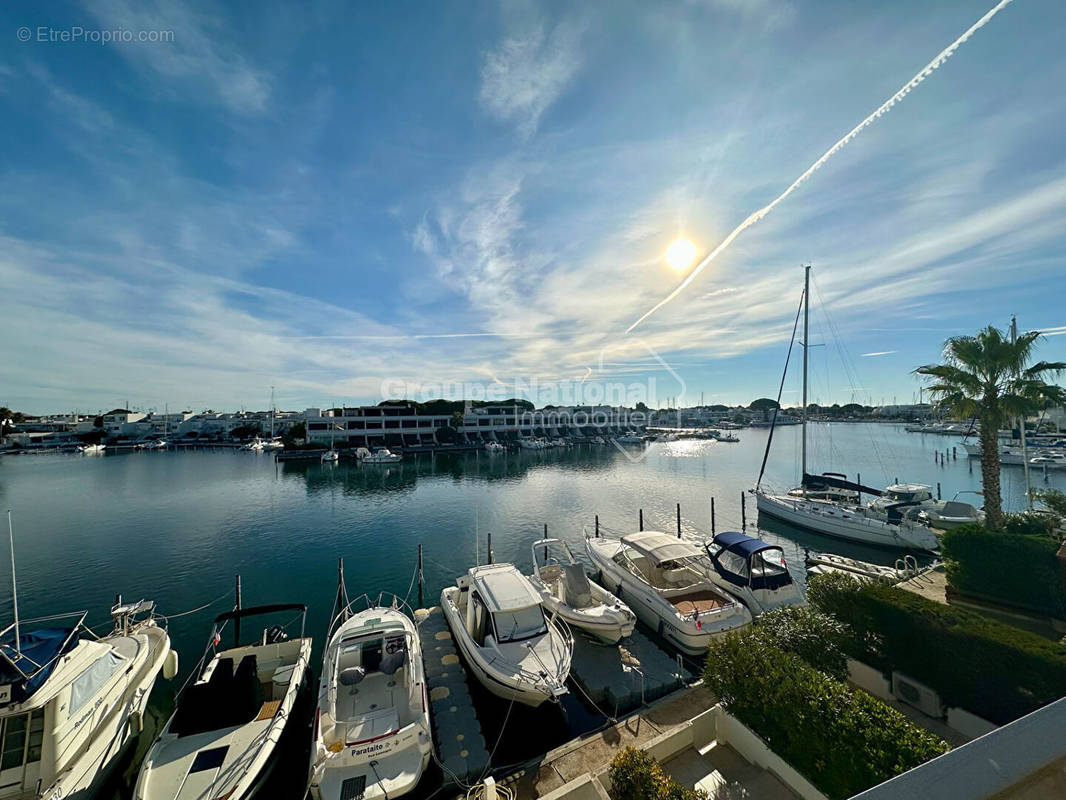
[7,511,20,656]
[270,386,275,439]
[801,264,810,480]
[1011,316,1032,508]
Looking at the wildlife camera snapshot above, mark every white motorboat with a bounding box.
[240,438,265,452]
[136,439,167,450]
[1030,452,1066,469]
[363,448,401,464]
[703,532,804,616]
[917,500,985,529]
[484,441,505,453]
[0,600,174,799]
[529,539,635,644]
[321,449,340,463]
[585,531,752,656]
[76,443,106,454]
[135,604,312,800]
[309,568,431,800]
[440,563,572,707]
[716,433,739,443]
[261,437,284,451]
[612,432,645,445]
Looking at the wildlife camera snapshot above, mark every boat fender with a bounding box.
[128,710,143,737]
[657,619,664,637]
[163,649,179,680]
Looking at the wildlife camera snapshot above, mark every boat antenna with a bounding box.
[7,511,20,657]
[475,507,480,566]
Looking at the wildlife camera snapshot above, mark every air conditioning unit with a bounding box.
[892,671,944,717]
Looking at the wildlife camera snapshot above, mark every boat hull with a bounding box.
[585,539,750,657]
[440,588,564,707]
[755,491,939,551]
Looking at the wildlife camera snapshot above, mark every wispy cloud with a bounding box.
[479,18,584,139]
[83,0,271,113]
[862,351,898,357]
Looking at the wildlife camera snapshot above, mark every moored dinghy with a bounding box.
[309,561,432,800]
[585,531,752,656]
[441,563,572,707]
[135,603,312,800]
[529,538,635,644]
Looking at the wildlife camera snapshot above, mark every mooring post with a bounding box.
[857,473,862,501]
[953,446,957,460]
[595,514,600,538]
[710,497,716,534]
[234,574,242,646]
[741,491,747,529]
[487,532,493,564]
[544,523,548,538]
[676,503,682,538]
[937,482,941,500]
[417,544,424,608]
[639,508,644,531]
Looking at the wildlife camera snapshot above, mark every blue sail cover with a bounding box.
[0,627,80,705]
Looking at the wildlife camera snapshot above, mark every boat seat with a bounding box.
[230,655,264,726]
[171,658,235,737]
[380,649,406,676]
[339,667,366,686]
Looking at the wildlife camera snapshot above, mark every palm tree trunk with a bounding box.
[980,420,1003,529]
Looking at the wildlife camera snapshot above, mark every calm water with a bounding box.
[1,423,1061,791]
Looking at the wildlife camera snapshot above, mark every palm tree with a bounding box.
[916,325,1065,529]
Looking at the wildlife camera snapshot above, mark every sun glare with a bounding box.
[665,238,698,272]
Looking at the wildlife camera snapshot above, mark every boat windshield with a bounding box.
[493,605,547,643]
[750,548,789,581]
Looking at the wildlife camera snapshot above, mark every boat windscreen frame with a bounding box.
[212,603,308,647]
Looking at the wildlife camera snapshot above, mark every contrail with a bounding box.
[627,0,1016,334]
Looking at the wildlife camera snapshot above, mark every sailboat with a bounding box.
[322,412,340,463]
[752,266,940,552]
[262,387,284,450]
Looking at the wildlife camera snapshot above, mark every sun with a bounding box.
[665,238,698,272]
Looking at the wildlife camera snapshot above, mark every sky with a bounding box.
[1,0,1065,415]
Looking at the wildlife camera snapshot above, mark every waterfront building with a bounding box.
[304,405,452,448]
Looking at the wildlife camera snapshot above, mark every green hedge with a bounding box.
[703,630,947,800]
[608,747,707,800]
[941,524,1066,618]
[808,572,1066,724]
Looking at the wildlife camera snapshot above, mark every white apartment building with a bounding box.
[304,406,451,447]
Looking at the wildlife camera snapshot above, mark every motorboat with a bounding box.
[440,563,572,707]
[715,433,739,443]
[612,432,645,445]
[484,441,505,453]
[321,449,340,463]
[1031,452,1066,469]
[76,443,105,454]
[703,532,804,616]
[136,439,167,450]
[261,437,284,450]
[529,539,635,644]
[518,438,544,450]
[135,604,312,800]
[309,567,431,800]
[0,600,175,799]
[917,501,985,529]
[240,438,265,452]
[585,531,752,656]
[363,448,401,464]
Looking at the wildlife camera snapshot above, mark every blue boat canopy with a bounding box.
[708,532,793,591]
[0,627,80,705]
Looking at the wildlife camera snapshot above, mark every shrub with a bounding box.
[941,523,1066,618]
[752,605,850,681]
[808,572,1066,724]
[607,747,707,800]
[703,630,947,800]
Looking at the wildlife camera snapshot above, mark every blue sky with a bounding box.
[1,0,1064,414]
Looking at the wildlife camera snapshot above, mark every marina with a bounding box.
[0,423,1061,797]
